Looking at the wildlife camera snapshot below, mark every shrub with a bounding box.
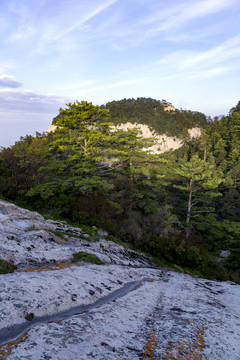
[72,251,104,265]
[0,259,17,274]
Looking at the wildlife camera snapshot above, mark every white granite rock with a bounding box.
[0,200,153,268]
[0,200,240,360]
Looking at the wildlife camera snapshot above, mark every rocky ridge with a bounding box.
[46,124,201,154]
[115,123,201,154]
[0,200,240,359]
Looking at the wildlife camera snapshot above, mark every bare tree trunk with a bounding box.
[186,179,193,241]
[203,149,207,162]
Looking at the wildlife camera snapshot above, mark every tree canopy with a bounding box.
[0,98,240,282]
[102,97,209,136]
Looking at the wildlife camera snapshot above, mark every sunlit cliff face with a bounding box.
[46,123,201,154]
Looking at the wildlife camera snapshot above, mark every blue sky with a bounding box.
[0,0,240,146]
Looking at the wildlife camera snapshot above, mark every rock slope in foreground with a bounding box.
[0,200,240,359]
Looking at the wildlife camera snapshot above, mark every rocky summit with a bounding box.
[0,200,240,360]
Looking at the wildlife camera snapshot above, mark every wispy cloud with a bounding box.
[145,0,237,33]
[109,34,240,85]
[54,0,119,40]
[183,35,240,68]
[56,80,95,91]
[74,76,153,95]
[0,62,15,73]
[103,0,238,52]
[59,75,155,101]
[0,0,239,146]
[189,66,232,79]
[112,0,237,50]
[6,0,119,56]
[7,2,36,42]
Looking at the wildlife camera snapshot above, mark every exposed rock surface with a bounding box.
[0,200,240,359]
[46,123,201,154]
[115,123,201,154]
[0,200,153,268]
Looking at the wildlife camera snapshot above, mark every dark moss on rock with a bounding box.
[0,259,17,274]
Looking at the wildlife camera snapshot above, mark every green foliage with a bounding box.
[201,257,228,281]
[145,235,204,270]
[0,98,240,282]
[72,210,96,227]
[26,182,61,200]
[72,251,104,265]
[105,234,133,249]
[174,155,223,239]
[144,234,229,280]
[229,100,240,116]
[0,134,49,200]
[103,97,209,136]
[195,214,240,245]
[175,155,222,190]
[0,259,17,274]
[49,230,70,240]
[53,100,110,128]
[62,176,114,194]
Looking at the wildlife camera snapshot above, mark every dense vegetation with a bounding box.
[103,97,209,136]
[0,98,239,282]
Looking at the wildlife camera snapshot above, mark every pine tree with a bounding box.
[174,155,223,240]
[26,101,161,214]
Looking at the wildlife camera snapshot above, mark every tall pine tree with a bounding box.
[174,155,223,240]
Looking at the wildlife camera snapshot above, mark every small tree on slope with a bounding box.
[174,155,223,241]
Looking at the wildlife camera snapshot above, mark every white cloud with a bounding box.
[0,88,69,113]
[0,74,22,88]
